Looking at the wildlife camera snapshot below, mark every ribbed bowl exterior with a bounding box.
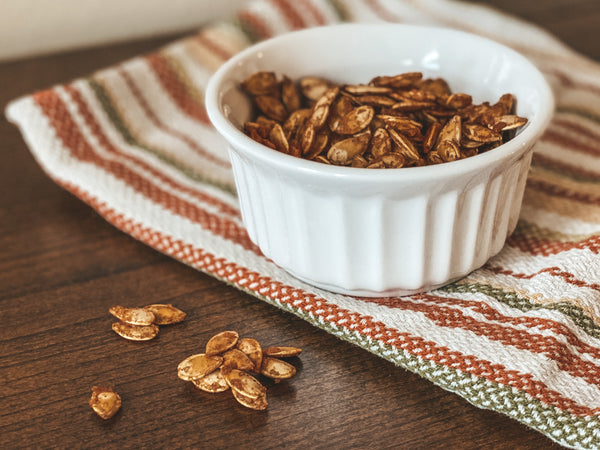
[230,147,533,296]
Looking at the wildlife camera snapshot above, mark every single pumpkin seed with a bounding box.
[344,84,392,95]
[423,121,442,154]
[492,114,528,132]
[222,348,256,372]
[299,76,331,101]
[281,75,301,113]
[444,93,472,109]
[143,304,186,325]
[269,123,289,154]
[263,346,302,357]
[112,322,159,341]
[335,105,374,135]
[89,386,121,420]
[254,95,287,122]
[388,128,420,161]
[109,306,155,326]
[206,330,239,356]
[192,369,230,393]
[236,338,263,373]
[261,357,297,380]
[177,354,223,381]
[369,128,391,158]
[463,123,503,143]
[223,369,267,399]
[241,71,278,96]
[231,387,268,411]
[327,130,371,165]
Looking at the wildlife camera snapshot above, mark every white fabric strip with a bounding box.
[162,41,215,94]
[487,246,600,286]
[56,85,242,223]
[72,79,238,208]
[93,65,232,177]
[519,207,600,235]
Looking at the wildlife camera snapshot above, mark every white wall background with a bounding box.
[0,0,247,61]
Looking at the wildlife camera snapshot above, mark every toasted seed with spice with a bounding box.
[427,150,444,165]
[335,105,374,135]
[492,114,528,132]
[89,386,121,420]
[112,322,159,341]
[391,100,437,112]
[241,71,278,96]
[437,140,462,162]
[192,369,230,393]
[443,93,472,109]
[231,387,268,411]
[344,84,392,95]
[304,130,329,160]
[436,114,462,146]
[206,331,239,356]
[327,130,371,165]
[260,357,297,379]
[222,348,256,372]
[419,77,451,97]
[388,128,420,161]
[143,304,186,325]
[377,115,422,136]
[299,76,331,101]
[236,338,263,372]
[369,128,392,158]
[223,369,267,399]
[392,88,437,103]
[463,123,503,143]
[328,95,354,132]
[263,346,302,357]
[370,72,422,88]
[309,86,339,129]
[269,123,289,154]
[281,75,301,113]
[353,94,396,108]
[351,155,368,168]
[283,108,310,136]
[423,121,442,154]
[300,123,316,156]
[254,95,287,122]
[366,159,385,168]
[177,354,224,381]
[461,138,485,149]
[498,93,514,113]
[109,306,155,326]
[381,153,406,168]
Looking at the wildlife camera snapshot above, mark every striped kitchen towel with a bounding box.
[6,0,600,447]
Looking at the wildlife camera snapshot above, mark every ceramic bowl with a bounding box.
[205,24,554,296]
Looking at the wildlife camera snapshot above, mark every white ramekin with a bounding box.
[205,24,554,297]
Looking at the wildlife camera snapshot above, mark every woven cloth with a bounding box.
[6,0,600,447]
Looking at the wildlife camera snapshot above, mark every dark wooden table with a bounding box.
[1,1,596,448]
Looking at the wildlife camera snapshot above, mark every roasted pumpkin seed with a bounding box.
[109,306,155,326]
[89,386,121,420]
[143,304,186,325]
[206,331,239,356]
[112,322,159,341]
[192,369,230,393]
[177,354,223,381]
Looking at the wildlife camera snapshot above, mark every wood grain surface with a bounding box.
[1,2,597,448]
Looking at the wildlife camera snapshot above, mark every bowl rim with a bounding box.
[205,23,554,183]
